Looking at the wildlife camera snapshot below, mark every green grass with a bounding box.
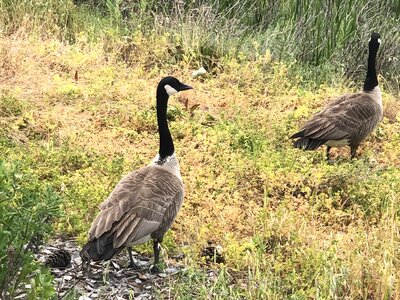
[1,0,400,299]
[0,160,60,298]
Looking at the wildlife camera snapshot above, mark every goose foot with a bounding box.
[150,264,161,274]
[127,247,141,269]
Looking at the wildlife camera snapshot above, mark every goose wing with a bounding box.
[294,93,381,142]
[88,166,184,248]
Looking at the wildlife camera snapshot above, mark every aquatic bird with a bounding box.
[290,32,383,160]
[81,76,192,272]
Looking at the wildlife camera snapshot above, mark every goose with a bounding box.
[80,76,192,272]
[290,32,382,160]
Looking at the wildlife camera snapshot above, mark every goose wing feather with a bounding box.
[88,165,183,248]
[298,93,381,142]
[154,189,184,239]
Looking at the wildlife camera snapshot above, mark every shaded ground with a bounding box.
[32,239,184,299]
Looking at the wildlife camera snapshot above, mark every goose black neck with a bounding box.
[363,43,379,92]
[156,88,174,160]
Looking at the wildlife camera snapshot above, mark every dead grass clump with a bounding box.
[384,96,400,124]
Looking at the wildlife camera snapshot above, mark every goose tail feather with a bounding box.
[293,137,325,150]
[80,233,122,261]
[290,130,305,139]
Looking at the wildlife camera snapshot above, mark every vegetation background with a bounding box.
[1,0,400,298]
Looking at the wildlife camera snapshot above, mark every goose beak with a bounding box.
[178,83,193,91]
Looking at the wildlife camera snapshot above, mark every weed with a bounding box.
[0,160,60,298]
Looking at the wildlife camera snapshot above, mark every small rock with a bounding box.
[192,67,207,78]
[64,275,73,281]
[111,261,120,269]
[37,256,46,263]
[173,253,185,260]
[85,285,94,292]
[73,256,82,265]
[85,280,96,288]
[138,274,147,280]
[165,267,179,274]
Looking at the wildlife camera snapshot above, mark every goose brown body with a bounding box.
[82,164,183,261]
[291,87,382,152]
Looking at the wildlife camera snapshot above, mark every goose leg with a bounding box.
[326,146,332,161]
[350,145,359,159]
[127,247,140,269]
[151,238,163,273]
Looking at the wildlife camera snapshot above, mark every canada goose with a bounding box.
[81,76,192,272]
[290,32,382,160]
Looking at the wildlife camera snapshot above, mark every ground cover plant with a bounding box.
[1,0,400,298]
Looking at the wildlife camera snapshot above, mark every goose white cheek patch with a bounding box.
[164,84,178,96]
[369,38,381,44]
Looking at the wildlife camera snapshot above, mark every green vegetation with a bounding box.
[1,0,400,299]
[0,161,60,298]
[1,0,399,91]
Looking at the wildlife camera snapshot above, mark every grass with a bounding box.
[1,0,400,90]
[0,159,60,298]
[1,0,400,299]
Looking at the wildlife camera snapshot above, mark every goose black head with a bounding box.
[158,76,193,97]
[369,32,381,48]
